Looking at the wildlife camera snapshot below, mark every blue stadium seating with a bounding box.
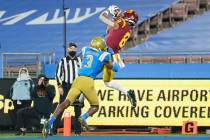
[0,0,179,77]
[130,11,210,55]
[0,0,178,56]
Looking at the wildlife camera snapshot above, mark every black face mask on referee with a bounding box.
[68,51,76,57]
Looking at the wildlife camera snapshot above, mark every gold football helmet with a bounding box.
[90,36,107,51]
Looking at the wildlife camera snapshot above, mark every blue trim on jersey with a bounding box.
[78,47,111,79]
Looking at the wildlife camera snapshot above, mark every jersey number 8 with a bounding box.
[119,31,131,48]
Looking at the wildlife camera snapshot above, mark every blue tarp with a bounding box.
[0,0,178,58]
[0,0,179,77]
[44,64,210,79]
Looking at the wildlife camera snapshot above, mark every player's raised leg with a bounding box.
[103,65,136,107]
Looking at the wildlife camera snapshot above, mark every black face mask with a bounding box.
[68,51,76,57]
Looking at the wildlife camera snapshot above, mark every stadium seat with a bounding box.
[171,3,188,22]
[162,8,173,27]
[3,65,38,78]
[152,57,171,64]
[200,0,209,10]
[128,11,210,66]
[150,13,163,33]
[186,56,202,63]
[201,56,210,63]
[170,56,187,63]
[138,19,150,41]
[183,0,200,14]
[208,0,210,9]
[139,57,154,64]
[129,26,138,41]
[123,57,139,64]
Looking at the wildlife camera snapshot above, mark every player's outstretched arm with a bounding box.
[99,10,119,29]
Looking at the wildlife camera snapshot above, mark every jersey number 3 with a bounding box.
[84,55,93,68]
[119,32,131,48]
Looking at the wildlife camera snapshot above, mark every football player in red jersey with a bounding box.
[99,5,139,107]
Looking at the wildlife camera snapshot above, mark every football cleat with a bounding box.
[127,90,136,107]
[79,117,90,131]
[42,120,50,138]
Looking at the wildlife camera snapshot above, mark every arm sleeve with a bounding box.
[99,10,115,27]
[81,47,87,57]
[99,52,111,62]
[78,57,82,68]
[32,86,38,99]
[9,85,14,99]
[46,85,56,101]
[55,59,63,86]
[29,80,35,99]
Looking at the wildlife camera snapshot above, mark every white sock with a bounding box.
[104,81,128,95]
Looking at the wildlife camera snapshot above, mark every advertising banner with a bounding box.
[1,79,210,126]
[49,79,210,126]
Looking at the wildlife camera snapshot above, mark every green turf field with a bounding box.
[1,133,210,140]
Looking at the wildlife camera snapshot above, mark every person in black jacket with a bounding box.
[15,74,55,136]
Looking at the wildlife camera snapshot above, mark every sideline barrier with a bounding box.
[50,79,210,126]
[44,64,210,79]
[1,79,210,127]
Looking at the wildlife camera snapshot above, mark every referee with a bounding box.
[54,42,83,135]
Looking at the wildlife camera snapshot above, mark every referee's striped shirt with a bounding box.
[56,56,82,85]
